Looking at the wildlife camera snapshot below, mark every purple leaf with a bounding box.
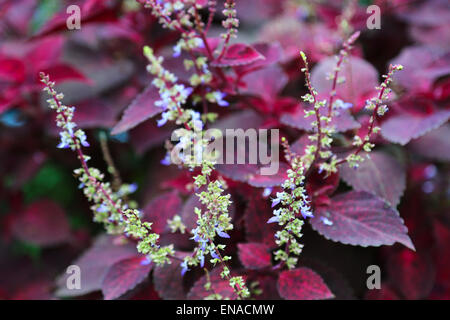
[243,65,288,103]
[102,257,152,300]
[111,84,162,135]
[277,268,334,300]
[55,235,139,297]
[187,268,239,300]
[386,249,435,300]
[390,45,450,93]
[339,152,406,206]
[238,243,272,270]
[153,252,189,300]
[211,43,264,67]
[381,110,450,145]
[142,191,182,234]
[247,162,289,188]
[310,191,415,250]
[234,42,283,75]
[408,125,450,161]
[244,196,278,247]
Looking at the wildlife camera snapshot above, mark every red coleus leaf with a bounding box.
[192,37,221,57]
[339,151,406,206]
[250,274,281,299]
[40,64,90,84]
[242,65,288,103]
[290,135,310,157]
[310,191,415,250]
[28,35,64,72]
[71,99,120,129]
[306,169,339,206]
[102,256,152,300]
[215,163,260,183]
[212,109,265,132]
[80,20,144,44]
[153,252,188,300]
[237,242,272,270]
[398,0,450,28]
[129,120,173,155]
[409,124,450,161]
[244,196,278,247]
[299,258,355,299]
[187,268,239,300]
[0,57,25,83]
[212,43,264,67]
[129,283,160,300]
[259,17,338,63]
[277,267,334,300]
[390,45,450,93]
[111,84,162,135]
[162,171,196,195]
[311,56,379,109]
[11,199,70,247]
[235,0,283,25]
[234,42,283,76]
[247,162,289,188]
[55,235,139,297]
[36,0,118,37]
[386,249,435,300]
[142,191,182,234]
[381,110,450,145]
[281,105,360,133]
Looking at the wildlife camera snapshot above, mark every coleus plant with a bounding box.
[1,0,449,300]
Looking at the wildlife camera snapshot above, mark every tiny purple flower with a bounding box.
[301,206,314,219]
[211,251,219,260]
[140,257,152,266]
[215,91,229,107]
[262,187,272,198]
[217,230,230,238]
[128,183,138,193]
[271,197,281,208]
[180,261,190,276]
[267,216,279,224]
[97,204,109,213]
[157,112,169,127]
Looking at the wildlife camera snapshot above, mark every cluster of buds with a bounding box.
[144,37,248,299]
[120,0,246,297]
[124,209,175,266]
[268,142,312,269]
[180,161,249,298]
[326,31,361,114]
[221,0,238,40]
[342,64,403,168]
[41,73,174,267]
[74,166,126,235]
[302,33,360,173]
[300,51,337,175]
[143,46,194,127]
[41,74,89,151]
